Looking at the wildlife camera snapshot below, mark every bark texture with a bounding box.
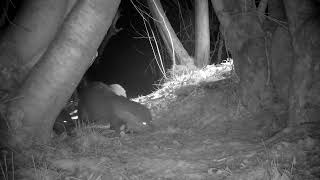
[195,0,210,68]
[210,0,320,128]
[0,0,68,91]
[6,0,121,147]
[211,0,273,114]
[283,0,320,125]
[147,0,195,67]
[267,0,293,125]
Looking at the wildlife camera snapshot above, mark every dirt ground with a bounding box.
[2,61,320,180]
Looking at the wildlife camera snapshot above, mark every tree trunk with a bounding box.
[6,0,121,147]
[158,25,174,62]
[29,0,78,70]
[194,0,210,68]
[257,0,268,22]
[211,0,274,114]
[147,0,195,68]
[0,0,69,91]
[267,0,293,124]
[217,35,224,61]
[268,0,286,22]
[283,0,320,125]
[263,0,286,34]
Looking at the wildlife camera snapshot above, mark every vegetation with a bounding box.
[0,0,319,179]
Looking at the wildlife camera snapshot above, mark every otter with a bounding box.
[78,82,152,134]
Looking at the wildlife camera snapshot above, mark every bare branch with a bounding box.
[147,0,195,68]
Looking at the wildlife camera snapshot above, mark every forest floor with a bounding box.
[2,60,320,180]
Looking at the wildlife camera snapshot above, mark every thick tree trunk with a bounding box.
[6,0,121,147]
[194,0,210,68]
[211,0,274,114]
[0,0,69,91]
[269,27,293,114]
[283,0,320,125]
[267,0,293,124]
[29,0,78,70]
[147,0,195,68]
[264,0,286,33]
